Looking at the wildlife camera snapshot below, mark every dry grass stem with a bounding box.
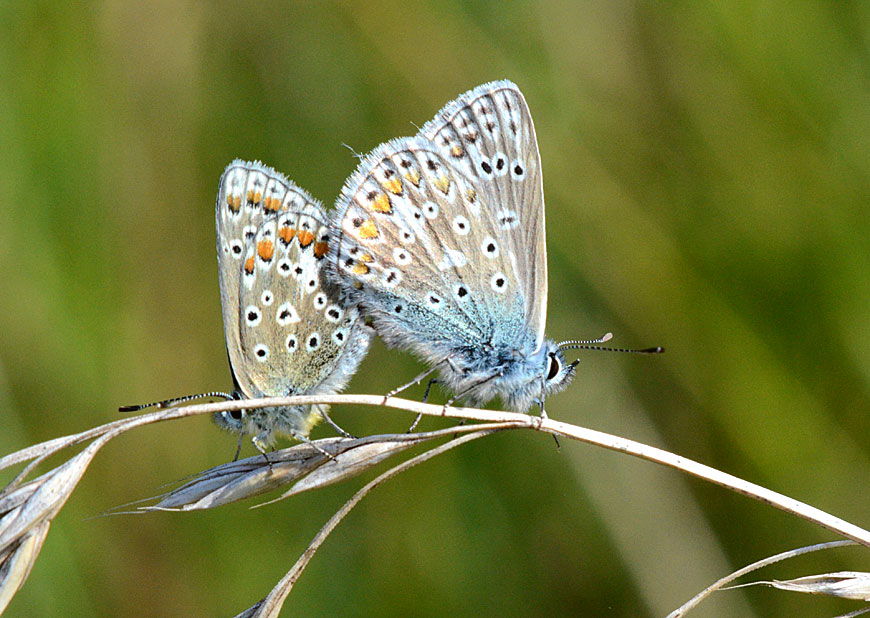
[0,428,123,611]
[237,428,503,618]
[668,540,859,616]
[740,572,870,602]
[1,392,869,615]
[185,394,870,548]
[0,520,49,614]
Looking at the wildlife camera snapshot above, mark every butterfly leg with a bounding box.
[421,379,441,404]
[287,432,337,462]
[251,434,274,468]
[317,404,356,439]
[232,431,245,462]
[382,361,444,403]
[537,400,560,449]
[405,379,442,433]
[407,414,424,433]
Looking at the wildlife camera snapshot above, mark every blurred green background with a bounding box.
[1,1,868,616]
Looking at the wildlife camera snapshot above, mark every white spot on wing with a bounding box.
[324,305,344,323]
[425,292,443,310]
[490,272,508,293]
[276,302,300,325]
[332,328,348,346]
[481,236,499,259]
[393,247,412,265]
[510,159,525,180]
[306,332,322,352]
[245,305,262,327]
[493,152,508,176]
[285,333,298,353]
[423,201,439,219]
[497,209,519,230]
[253,344,270,362]
[437,248,467,270]
[398,227,415,244]
[383,267,402,288]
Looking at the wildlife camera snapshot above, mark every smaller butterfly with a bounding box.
[327,81,661,416]
[121,161,372,453]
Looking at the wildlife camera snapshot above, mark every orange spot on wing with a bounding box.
[257,239,274,261]
[383,178,403,195]
[434,175,451,194]
[450,145,464,157]
[352,263,370,275]
[370,193,392,213]
[297,230,314,247]
[264,196,281,212]
[244,256,255,274]
[359,253,374,263]
[358,220,379,239]
[403,170,421,186]
[465,188,477,203]
[247,190,262,205]
[227,194,242,212]
[313,241,329,258]
[279,227,296,244]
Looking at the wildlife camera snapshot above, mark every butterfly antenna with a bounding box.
[557,332,613,347]
[119,391,236,412]
[341,143,363,160]
[557,333,664,355]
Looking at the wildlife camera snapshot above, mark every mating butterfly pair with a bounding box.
[128,80,654,451]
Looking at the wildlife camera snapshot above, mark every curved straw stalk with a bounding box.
[1,394,869,616]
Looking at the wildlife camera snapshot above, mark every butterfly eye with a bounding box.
[229,410,243,421]
[547,353,561,381]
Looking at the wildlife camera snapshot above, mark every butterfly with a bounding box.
[122,161,372,453]
[211,160,373,450]
[327,80,582,415]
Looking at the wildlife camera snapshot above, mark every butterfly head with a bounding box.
[494,338,577,413]
[543,339,579,397]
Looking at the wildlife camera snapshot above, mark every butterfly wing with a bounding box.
[237,206,371,399]
[217,160,317,395]
[216,160,370,402]
[420,80,548,353]
[329,81,546,365]
[330,133,531,364]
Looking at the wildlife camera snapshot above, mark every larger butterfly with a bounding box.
[328,80,577,413]
[162,160,370,452]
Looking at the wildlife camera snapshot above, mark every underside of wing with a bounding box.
[236,207,371,399]
[329,135,531,361]
[215,160,358,398]
[420,80,548,352]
